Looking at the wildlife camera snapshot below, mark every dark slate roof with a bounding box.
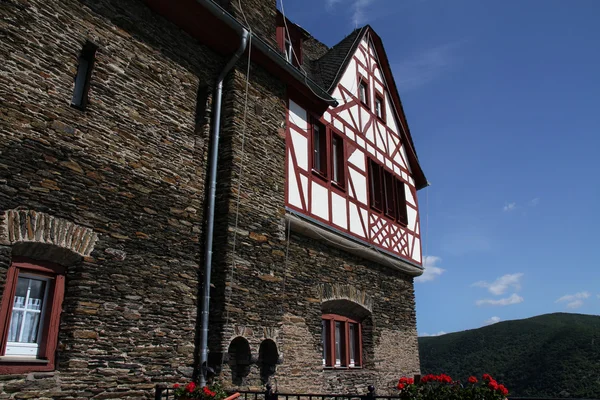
[305,27,366,91]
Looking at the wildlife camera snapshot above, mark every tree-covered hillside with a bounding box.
[418,313,600,398]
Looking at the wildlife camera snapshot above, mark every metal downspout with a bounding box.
[199,28,250,387]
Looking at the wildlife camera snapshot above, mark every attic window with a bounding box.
[374,94,385,121]
[71,41,98,110]
[284,37,293,63]
[358,79,369,106]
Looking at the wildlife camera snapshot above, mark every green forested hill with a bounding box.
[418,313,600,398]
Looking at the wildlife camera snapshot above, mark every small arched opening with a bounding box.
[258,339,279,383]
[227,336,252,385]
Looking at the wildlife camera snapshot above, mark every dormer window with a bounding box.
[284,37,293,63]
[358,79,368,105]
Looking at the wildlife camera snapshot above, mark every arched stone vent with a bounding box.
[1,209,98,256]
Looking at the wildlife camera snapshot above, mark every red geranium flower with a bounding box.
[173,383,180,389]
[498,384,509,396]
[488,380,499,390]
[468,376,478,384]
[186,382,196,393]
[482,373,493,382]
[397,383,405,390]
[408,378,414,385]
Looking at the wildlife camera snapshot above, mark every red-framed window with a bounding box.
[331,133,345,189]
[358,77,369,106]
[276,24,302,67]
[0,259,65,374]
[311,119,346,190]
[368,158,408,226]
[311,118,327,177]
[322,314,362,368]
[374,91,385,122]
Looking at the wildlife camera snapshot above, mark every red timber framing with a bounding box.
[285,30,423,266]
[0,258,65,374]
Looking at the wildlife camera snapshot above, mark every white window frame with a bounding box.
[5,274,51,357]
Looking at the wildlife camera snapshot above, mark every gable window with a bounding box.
[71,41,97,110]
[358,78,369,105]
[0,259,65,373]
[368,158,409,225]
[375,92,385,121]
[322,314,362,368]
[331,133,345,188]
[311,119,327,177]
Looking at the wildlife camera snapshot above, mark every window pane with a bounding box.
[22,312,41,343]
[383,171,395,217]
[396,180,408,224]
[359,82,367,103]
[369,160,383,210]
[27,279,46,311]
[8,310,23,342]
[335,321,342,366]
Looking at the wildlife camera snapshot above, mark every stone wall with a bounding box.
[0,0,223,397]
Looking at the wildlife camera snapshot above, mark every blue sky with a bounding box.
[279,0,600,335]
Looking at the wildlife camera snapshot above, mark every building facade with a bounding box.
[0,0,427,398]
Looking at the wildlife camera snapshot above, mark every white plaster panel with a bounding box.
[348,149,366,172]
[349,203,365,238]
[311,181,329,221]
[289,100,307,131]
[332,88,344,106]
[339,59,358,96]
[323,111,332,123]
[407,234,413,256]
[413,238,421,263]
[360,207,369,236]
[374,80,383,95]
[349,168,367,204]
[331,192,348,230]
[339,109,354,130]
[374,67,383,82]
[365,121,375,142]
[376,151,384,163]
[356,136,365,148]
[401,145,411,172]
[385,93,399,134]
[407,206,417,232]
[409,177,415,186]
[287,152,302,209]
[290,130,308,171]
[334,117,345,132]
[394,148,408,169]
[402,171,408,181]
[393,165,400,175]
[358,64,368,79]
[300,174,308,208]
[385,158,392,169]
[366,144,375,156]
[361,107,370,131]
[405,185,416,206]
[350,106,360,131]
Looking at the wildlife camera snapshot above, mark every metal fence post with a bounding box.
[155,384,166,400]
[366,385,376,399]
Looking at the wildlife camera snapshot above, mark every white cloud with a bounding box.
[529,198,540,207]
[395,42,461,92]
[415,255,445,283]
[324,0,377,26]
[420,331,447,337]
[476,293,524,307]
[503,202,517,212]
[471,273,523,295]
[484,316,501,325]
[556,292,590,309]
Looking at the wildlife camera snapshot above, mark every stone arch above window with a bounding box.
[1,209,98,265]
[319,283,372,319]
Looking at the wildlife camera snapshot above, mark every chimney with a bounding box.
[215,0,278,48]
